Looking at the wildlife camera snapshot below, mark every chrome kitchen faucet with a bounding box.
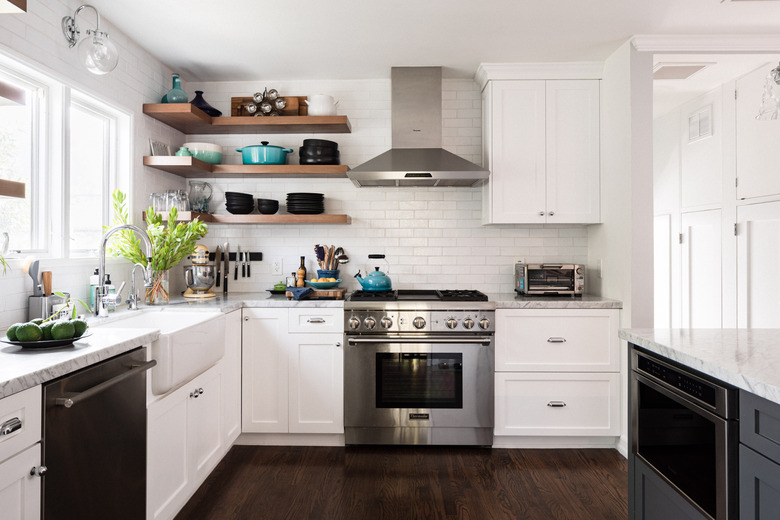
[96,224,153,317]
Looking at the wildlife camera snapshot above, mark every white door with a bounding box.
[288,333,344,434]
[242,308,289,433]
[488,80,546,223]
[736,64,780,200]
[737,201,780,327]
[0,444,41,520]
[545,80,601,223]
[654,214,672,328]
[681,210,722,328]
[221,310,241,445]
[187,367,223,482]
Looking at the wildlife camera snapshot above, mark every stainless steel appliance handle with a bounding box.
[55,359,157,409]
[347,336,492,345]
[1,417,22,435]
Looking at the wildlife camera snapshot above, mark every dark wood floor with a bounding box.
[176,446,628,520]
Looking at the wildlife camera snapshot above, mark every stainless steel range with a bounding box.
[344,289,495,446]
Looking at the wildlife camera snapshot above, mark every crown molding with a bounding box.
[475,62,604,90]
[632,34,780,53]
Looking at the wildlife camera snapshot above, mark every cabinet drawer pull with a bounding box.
[307,317,326,324]
[547,401,567,408]
[547,337,566,343]
[1,417,21,436]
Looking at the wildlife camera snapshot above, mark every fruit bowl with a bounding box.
[0,331,92,349]
[305,279,342,289]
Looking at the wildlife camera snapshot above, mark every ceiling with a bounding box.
[86,0,780,82]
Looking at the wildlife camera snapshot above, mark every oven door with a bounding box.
[344,335,494,445]
[632,371,736,520]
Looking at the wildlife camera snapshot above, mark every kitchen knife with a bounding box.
[223,242,229,293]
[247,251,251,277]
[214,245,222,287]
[242,249,246,278]
[235,245,240,280]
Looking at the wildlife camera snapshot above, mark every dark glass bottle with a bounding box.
[296,256,307,287]
[190,90,222,117]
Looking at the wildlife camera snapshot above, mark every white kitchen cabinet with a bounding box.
[681,209,722,328]
[0,444,41,520]
[147,362,223,520]
[737,201,780,327]
[0,386,42,520]
[221,310,241,444]
[482,79,600,224]
[494,309,620,440]
[242,308,344,435]
[495,372,620,436]
[242,308,289,433]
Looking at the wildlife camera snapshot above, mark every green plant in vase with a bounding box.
[106,190,208,304]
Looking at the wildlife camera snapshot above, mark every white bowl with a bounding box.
[183,142,222,154]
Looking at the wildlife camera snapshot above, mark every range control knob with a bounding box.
[576,267,583,275]
[478,317,490,330]
[364,316,377,329]
[380,316,393,329]
[463,317,475,329]
[413,316,426,329]
[348,317,361,330]
[445,317,458,329]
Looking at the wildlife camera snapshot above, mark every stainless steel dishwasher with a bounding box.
[42,347,155,520]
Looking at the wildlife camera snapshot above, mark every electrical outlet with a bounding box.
[272,258,282,275]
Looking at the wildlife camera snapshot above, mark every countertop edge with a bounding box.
[619,329,780,405]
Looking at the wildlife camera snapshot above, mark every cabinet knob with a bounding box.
[538,211,545,216]
[335,342,341,348]
[30,465,47,477]
[548,211,555,216]
[244,316,249,321]
[190,387,204,398]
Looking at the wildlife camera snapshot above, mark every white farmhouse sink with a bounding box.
[98,310,226,395]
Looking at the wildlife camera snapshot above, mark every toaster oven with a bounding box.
[515,263,584,296]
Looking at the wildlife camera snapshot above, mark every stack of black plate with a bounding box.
[225,191,254,214]
[286,193,324,214]
[299,139,339,165]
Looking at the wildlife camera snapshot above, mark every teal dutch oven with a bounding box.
[236,141,293,165]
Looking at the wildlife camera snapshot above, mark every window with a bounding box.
[0,54,129,258]
[0,68,45,252]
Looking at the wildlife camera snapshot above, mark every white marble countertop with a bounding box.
[490,293,622,309]
[0,327,158,399]
[619,328,780,404]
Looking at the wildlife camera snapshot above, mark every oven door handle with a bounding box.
[347,336,492,345]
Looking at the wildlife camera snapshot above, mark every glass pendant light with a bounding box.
[62,5,119,75]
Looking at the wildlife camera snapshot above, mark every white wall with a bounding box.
[166,78,590,294]
[0,0,183,327]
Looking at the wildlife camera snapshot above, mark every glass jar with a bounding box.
[145,270,169,305]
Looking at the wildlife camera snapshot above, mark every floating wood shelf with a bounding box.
[0,179,25,198]
[143,156,349,179]
[142,103,351,134]
[146,211,351,225]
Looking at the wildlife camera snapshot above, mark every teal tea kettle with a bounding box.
[354,254,392,292]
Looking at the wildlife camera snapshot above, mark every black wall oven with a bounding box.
[631,347,738,520]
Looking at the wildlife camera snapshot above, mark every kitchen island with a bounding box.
[620,328,780,520]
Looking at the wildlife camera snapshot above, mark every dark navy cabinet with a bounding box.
[632,457,709,520]
[740,390,780,519]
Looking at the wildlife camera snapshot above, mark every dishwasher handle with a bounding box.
[55,359,157,409]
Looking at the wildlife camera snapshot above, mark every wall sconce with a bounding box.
[756,62,780,121]
[61,4,118,75]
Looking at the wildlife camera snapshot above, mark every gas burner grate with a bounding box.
[349,290,398,301]
[437,290,489,302]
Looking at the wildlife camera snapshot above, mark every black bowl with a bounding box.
[299,147,340,158]
[225,191,253,199]
[300,156,340,165]
[257,199,279,214]
[302,139,338,149]
[226,206,254,215]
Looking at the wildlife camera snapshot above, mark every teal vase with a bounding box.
[162,73,188,104]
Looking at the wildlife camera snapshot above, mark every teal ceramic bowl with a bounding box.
[305,279,342,289]
[182,142,222,164]
[188,149,222,164]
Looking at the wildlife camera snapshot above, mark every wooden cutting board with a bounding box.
[286,288,345,300]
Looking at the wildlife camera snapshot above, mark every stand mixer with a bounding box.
[183,244,216,299]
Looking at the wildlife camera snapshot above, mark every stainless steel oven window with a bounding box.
[375,352,463,409]
[527,268,575,290]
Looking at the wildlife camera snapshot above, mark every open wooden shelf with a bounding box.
[0,179,25,198]
[143,156,349,179]
[143,103,352,134]
[147,211,351,225]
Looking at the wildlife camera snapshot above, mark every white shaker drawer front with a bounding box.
[494,372,620,436]
[288,308,344,334]
[0,386,42,464]
[495,309,619,372]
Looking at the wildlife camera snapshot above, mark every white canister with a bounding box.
[305,94,339,116]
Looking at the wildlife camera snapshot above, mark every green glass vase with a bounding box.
[162,73,188,104]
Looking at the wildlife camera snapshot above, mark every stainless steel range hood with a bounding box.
[347,67,489,188]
